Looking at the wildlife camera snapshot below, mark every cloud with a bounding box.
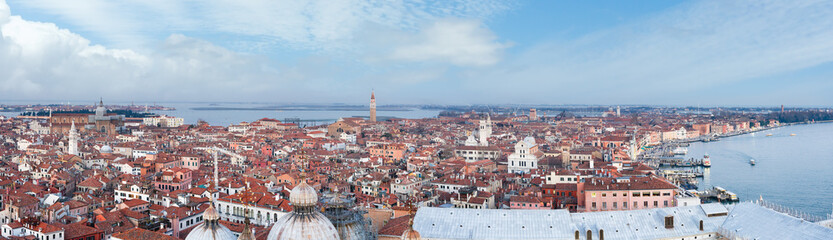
[390,19,510,66]
[0,0,8,25]
[0,5,282,101]
[9,0,513,52]
[461,0,833,105]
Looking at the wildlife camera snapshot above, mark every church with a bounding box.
[50,99,125,135]
[185,175,394,240]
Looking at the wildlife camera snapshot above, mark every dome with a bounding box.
[289,181,318,207]
[401,229,421,240]
[267,180,339,240]
[100,145,112,153]
[185,203,235,240]
[322,193,377,240]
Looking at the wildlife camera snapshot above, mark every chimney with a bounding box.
[664,215,674,229]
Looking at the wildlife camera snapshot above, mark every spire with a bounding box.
[99,97,104,106]
[371,90,375,100]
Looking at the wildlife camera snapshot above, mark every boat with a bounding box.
[749,159,756,165]
[766,133,773,136]
[790,133,796,136]
[702,154,711,167]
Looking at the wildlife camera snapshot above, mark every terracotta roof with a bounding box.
[112,228,177,240]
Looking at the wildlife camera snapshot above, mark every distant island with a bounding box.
[191,105,412,111]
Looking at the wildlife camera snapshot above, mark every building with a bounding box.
[579,176,677,212]
[368,144,406,161]
[266,177,340,240]
[453,146,500,163]
[184,198,235,240]
[370,91,377,122]
[328,119,362,138]
[1,218,65,240]
[529,108,538,121]
[321,192,377,240]
[49,100,125,135]
[411,202,833,240]
[142,115,184,127]
[215,192,290,226]
[477,116,492,146]
[68,121,79,155]
[507,137,542,174]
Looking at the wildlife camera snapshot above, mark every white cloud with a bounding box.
[390,19,510,66]
[9,0,512,51]
[0,0,9,25]
[0,5,282,101]
[461,0,833,105]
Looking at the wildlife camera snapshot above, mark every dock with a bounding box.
[697,186,740,203]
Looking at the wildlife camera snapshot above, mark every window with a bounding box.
[664,201,668,207]
[612,193,617,197]
[601,193,606,197]
[613,202,617,209]
[644,201,648,207]
[591,193,596,197]
[662,192,671,196]
[653,201,658,207]
[602,202,607,209]
[623,202,628,209]
[633,192,640,197]
[591,202,596,209]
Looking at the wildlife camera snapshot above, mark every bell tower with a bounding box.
[370,91,377,122]
[68,121,79,155]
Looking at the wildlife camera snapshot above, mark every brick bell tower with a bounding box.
[370,91,376,122]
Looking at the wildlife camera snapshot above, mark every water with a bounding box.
[157,102,441,126]
[0,101,441,126]
[684,123,833,217]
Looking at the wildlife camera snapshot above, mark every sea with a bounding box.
[684,122,833,217]
[0,101,441,126]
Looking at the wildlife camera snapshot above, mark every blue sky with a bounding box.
[1,0,831,106]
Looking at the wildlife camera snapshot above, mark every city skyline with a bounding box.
[1,0,833,105]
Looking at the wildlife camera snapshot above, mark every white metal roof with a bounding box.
[719,202,833,240]
[413,203,729,240]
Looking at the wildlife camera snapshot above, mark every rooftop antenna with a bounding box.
[212,149,219,189]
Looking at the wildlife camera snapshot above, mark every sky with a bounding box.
[1,0,832,106]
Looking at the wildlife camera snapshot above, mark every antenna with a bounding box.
[213,149,219,189]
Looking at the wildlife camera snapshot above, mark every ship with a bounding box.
[749,159,756,165]
[702,153,711,167]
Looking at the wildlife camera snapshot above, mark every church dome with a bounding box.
[267,180,339,240]
[289,181,318,207]
[322,192,377,240]
[185,202,235,240]
[401,229,421,240]
[100,145,112,153]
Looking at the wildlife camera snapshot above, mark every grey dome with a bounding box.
[185,202,235,240]
[100,145,112,153]
[267,180,339,240]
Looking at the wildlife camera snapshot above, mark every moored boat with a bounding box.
[703,153,711,167]
[749,159,756,165]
